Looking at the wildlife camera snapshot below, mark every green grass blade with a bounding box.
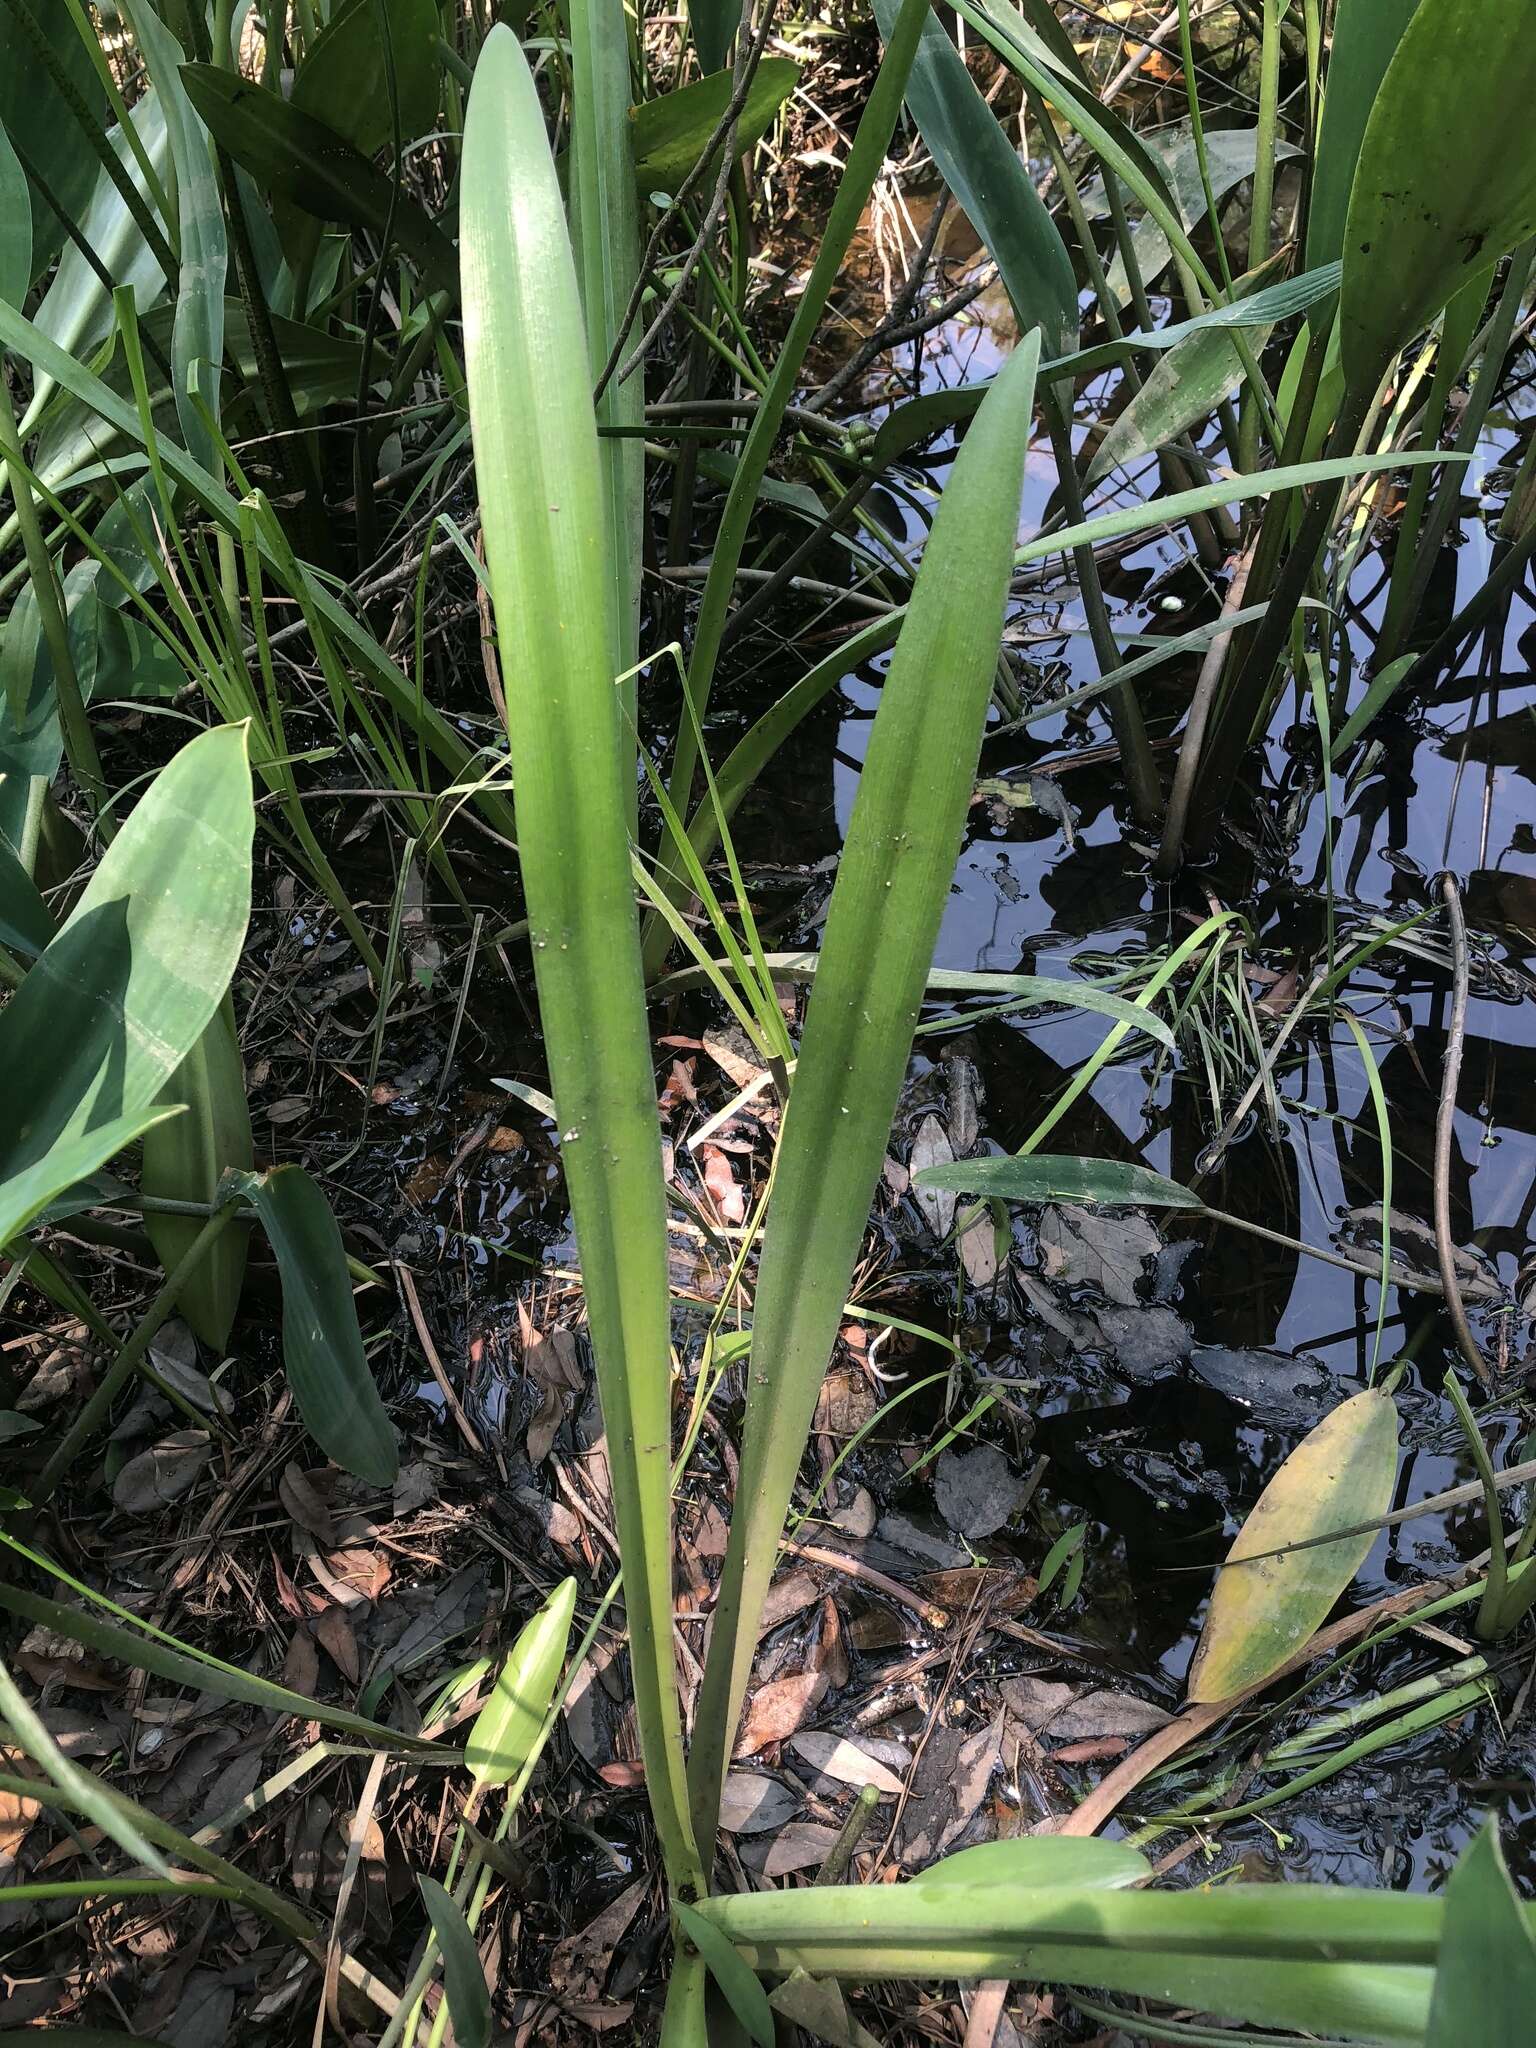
[119,0,226,471]
[685,332,1042,1852]
[569,0,643,706]
[460,22,703,1896]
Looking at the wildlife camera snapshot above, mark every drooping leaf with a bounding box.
[461,20,700,1891]
[142,1002,253,1350]
[1085,255,1289,486]
[0,724,253,1247]
[675,1901,775,2048]
[1425,1819,1536,2046]
[913,1155,1202,1209]
[631,59,800,194]
[238,1165,398,1486]
[695,1874,1499,2040]
[465,1577,577,1799]
[871,0,1076,356]
[418,1877,491,2048]
[179,66,456,298]
[1340,0,1536,383]
[118,0,225,470]
[292,0,442,156]
[687,0,743,75]
[685,330,1042,1850]
[1187,1389,1400,1703]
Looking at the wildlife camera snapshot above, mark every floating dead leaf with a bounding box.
[936,1709,1004,1854]
[831,1486,877,1540]
[812,1595,850,1691]
[911,1115,957,1237]
[759,1570,823,1636]
[519,1304,583,1465]
[266,1095,311,1126]
[697,1141,746,1223]
[596,1759,645,1788]
[279,1463,336,1543]
[15,1624,116,1691]
[917,1566,1037,1618]
[959,1207,1000,1288]
[111,1430,211,1514]
[392,1460,438,1517]
[735,1670,827,1757]
[934,1443,1029,1541]
[1002,1675,1173,1742]
[770,1971,882,2048]
[1039,1205,1160,1305]
[718,1771,803,1836]
[815,1367,877,1441]
[789,1732,905,1796]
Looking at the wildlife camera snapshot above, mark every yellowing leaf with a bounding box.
[1188,1389,1398,1704]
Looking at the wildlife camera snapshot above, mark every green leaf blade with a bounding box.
[686,331,1042,1849]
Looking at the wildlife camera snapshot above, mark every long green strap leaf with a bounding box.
[686,331,1042,1852]
[461,23,703,1896]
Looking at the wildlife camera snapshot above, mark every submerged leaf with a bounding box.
[1188,1389,1399,1703]
[913,1155,1202,1209]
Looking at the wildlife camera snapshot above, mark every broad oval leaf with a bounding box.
[0,0,105,282]
[910,1837,1151,1890]
[675,1900,775,2048]
[239,1165,397,1486]
[912,1154,1202,1209]
[1188,1389,1399,1703]
[0,724,253,1247]
[1340,0,1536,383]
[0,822,53,957]
[465,1576,577,1798]
[418,1876,491,2048]
[1306,0,1423,275]
[1425,1819,1536,2046]
[179,66,456,298]
[293,0,442,156]
[143,1003,253,1351]
[631,59,800,193]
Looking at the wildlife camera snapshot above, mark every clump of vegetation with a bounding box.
[4,1,1536,2042]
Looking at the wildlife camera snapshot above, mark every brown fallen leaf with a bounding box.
[735,1670,827,1757]
[789,1732,904,1796]
[519,1304,583,1466]
[549,1875,648,2004]
[697,1141,746,1223]
[279,1464,336,1544]
[758,1570,823,1636]
[282,1627,320,1696]
[746,1820,840,1878]
[0,1775,41,1874]
[718,1772,803,1836]
[313,1607,359,1684]
[111,1430,211,1514]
